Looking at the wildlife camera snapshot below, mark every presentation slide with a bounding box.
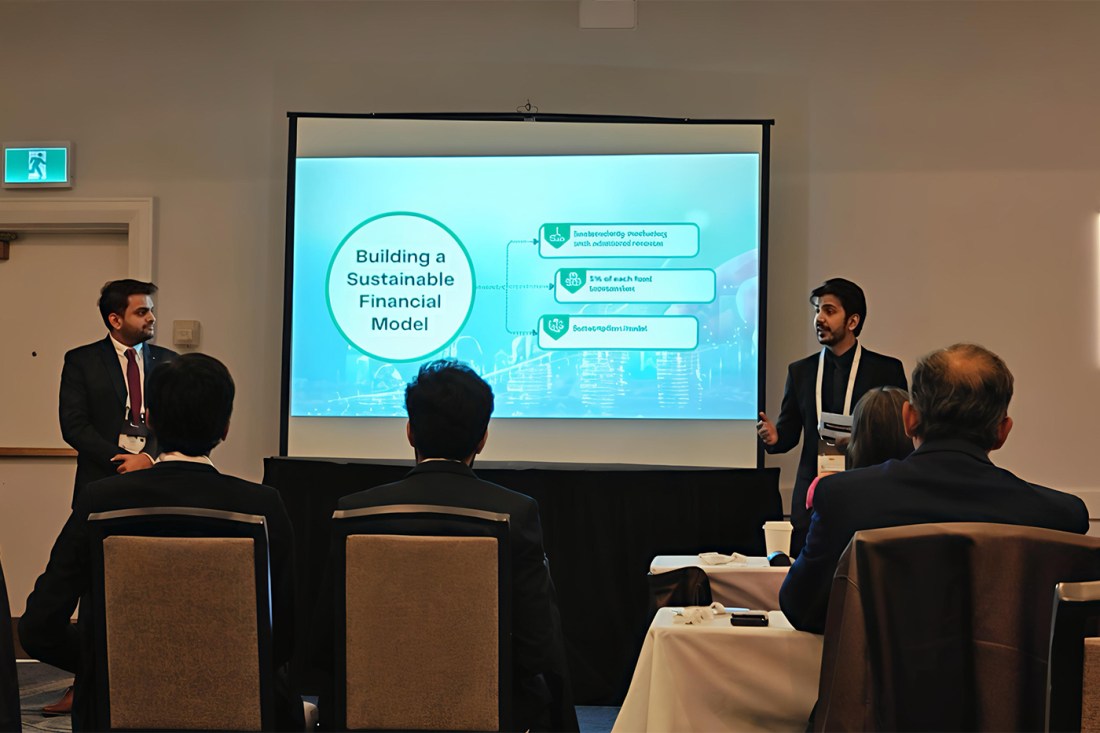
[293,152,758,420]
[285,116,768,467]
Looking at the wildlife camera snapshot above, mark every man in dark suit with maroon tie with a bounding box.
[59,279,177,503]
[46,279,176,715]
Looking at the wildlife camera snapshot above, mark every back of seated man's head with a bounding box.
[146,353,235,457]
[908,343,1013,450]
[405,359,494,462]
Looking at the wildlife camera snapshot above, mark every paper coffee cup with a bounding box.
[763,520,793,556]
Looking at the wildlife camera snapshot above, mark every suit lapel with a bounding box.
[97,336,127,409]
[142,344,157,389]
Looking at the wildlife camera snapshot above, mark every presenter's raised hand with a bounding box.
[112,452,155,474]
[756,412,778,446]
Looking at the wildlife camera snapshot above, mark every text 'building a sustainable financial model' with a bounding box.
[327,216,711,361]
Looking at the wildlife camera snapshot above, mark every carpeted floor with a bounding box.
[18,661,73,733]
[577,705,619,733]
[15,660,618,733]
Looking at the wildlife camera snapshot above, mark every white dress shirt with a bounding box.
[156,452,215,467]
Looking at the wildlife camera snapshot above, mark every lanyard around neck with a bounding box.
[816,342,863,426]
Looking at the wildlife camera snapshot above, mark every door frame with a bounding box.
[0,198,153,277]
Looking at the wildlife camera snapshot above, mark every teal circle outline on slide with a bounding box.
[325,211,476,364]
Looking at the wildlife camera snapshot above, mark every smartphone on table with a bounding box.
[730,611,769,627]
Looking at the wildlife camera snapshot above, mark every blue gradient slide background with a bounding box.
[291,153,760,420]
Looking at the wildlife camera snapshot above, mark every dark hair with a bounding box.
[405,359,494,461]
[810,278,867,337]
[908,343,1013,450]
[846,386,912,469]
[98,279,158,329]
[146,353,235,456]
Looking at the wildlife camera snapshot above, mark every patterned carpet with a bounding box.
[18,661,72,732]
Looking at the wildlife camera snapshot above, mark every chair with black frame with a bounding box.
[331,503,512,732]
[1048,579,1100,732]
[86,506,278,731]
[815,523,1100,732]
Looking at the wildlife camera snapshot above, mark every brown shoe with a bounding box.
[42,685,73,716]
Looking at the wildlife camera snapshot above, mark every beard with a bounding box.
[121,324,154,344]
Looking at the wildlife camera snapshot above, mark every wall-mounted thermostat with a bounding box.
[173,320,201,350]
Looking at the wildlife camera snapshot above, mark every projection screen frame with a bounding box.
[281,112,772,468]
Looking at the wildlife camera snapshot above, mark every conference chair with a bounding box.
[0,555,19,732]
[815,522,1100,732]
[1047,580,1100,732]
[645,566,713,619]
[331,504,512,731]
[86,506,277,731]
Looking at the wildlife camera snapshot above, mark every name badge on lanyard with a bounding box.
[118,420,149,454]
[815,343,861,476]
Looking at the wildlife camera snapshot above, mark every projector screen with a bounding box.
[283,114,770,467]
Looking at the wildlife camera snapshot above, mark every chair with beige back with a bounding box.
[331,504,512,732]
[816,522,1100,732]
[87,506,276,731]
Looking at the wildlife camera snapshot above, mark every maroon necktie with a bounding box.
[125,348,143,425]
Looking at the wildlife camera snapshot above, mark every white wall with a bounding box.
[2,0,1099,610]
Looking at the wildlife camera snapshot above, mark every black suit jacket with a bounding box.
[778,439,1090,634]
[312,461,578,732]
[59,335,177,501]
[764,345,907,546]
[18,461,302,731]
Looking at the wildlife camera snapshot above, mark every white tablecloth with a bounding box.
[649,555,789,610]
[613,608,823,733]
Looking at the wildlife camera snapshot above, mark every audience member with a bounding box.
[311,359,578,732]
[805,386,912,509]
[780,343,1088,634]
[757,278,908,555]
[20,354,303,731]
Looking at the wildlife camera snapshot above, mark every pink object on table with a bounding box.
[806,476,822,510]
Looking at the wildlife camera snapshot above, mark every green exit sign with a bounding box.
[4,142,72,188]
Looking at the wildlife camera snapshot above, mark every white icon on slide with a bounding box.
[548,317,566,334]
[565,272,582,287]
[548,226,566,243]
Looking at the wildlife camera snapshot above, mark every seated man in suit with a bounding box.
[20,354,304,731]
[313,359,577,732]
[780,343,1089,634]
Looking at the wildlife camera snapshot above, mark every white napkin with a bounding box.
[698,551,749,565]
[672,602,749,624]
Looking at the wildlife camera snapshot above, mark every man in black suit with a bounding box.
[60,279,177,503]
[757,278,907,555]
[21,354,303,731]
[779,343,1089,634]
[314,359,577,732]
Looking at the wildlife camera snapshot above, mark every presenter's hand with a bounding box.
[756,412,778,446]
[112,452,155,474]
